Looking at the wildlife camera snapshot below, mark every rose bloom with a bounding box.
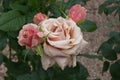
[69,4,87,23]
[33,12,47,24]
[40,17,87,70]
[17,23,43,48]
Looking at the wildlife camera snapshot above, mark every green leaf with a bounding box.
[78,54,103,61]
[105,6,118,15]
[110,32,120,38]
[109,32,120,43]
[0,10,26,31]
[65,0,88,9]
[7,31,19,38]
[0,54,3,65]
[0,6,4,13]
[22,49,35,61]
[111,77,120,80]
[114,45,120,54]
[17,72,39,80]
[102,61,110,74]
[98,0,117,15]
[27,0,40,8]
[2,0,12,11]
[52,62,89,80]
[98,4,106,14]
[110,60,120,79]
[26,12,36,23]
[49,3,61,17]
[5,75,16,80]
[79,20,97,32]
[99,42,117,61]
[5,61,31,78]
[98,0,120,19]
[8,36,22,52]
[0,30,7,51]
[0,37,7,51]
[10,3,29,14]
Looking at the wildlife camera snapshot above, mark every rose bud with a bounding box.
[33,12,47,24]
[69,4,87,23]
[17,23,44,48]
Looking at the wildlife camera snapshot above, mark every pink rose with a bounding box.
[69,4,87,23]
[17,23,43,48]
[33,13,47,24]
[40,17,87,70]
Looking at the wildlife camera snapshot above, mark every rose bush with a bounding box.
[16,4,88,70]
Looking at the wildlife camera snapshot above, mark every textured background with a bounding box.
[0,0,120,80]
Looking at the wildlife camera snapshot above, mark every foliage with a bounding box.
[0,0,97,80]
[98,32,120,79]
[98,0,120,79]
[98,0,120,20]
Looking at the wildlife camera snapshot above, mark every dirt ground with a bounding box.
[0,0,120,80]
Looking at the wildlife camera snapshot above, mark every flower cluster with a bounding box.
[17,4,87,70]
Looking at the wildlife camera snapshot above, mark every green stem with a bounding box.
[60,10,67,18]
[9,38,12,60]
[59,0,68,18]
[62,0,64,10]
[78,54,103,61]
[24,50,29,62]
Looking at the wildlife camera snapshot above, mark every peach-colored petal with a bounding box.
[41,54,55,70]
[47,39,73,49]
[68,56,76,67]
[54,57,70,70]
[43,42,69,57]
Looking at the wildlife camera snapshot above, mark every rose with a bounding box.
[69,4,86,23]
[40,17,87,70]
[33,12,47,24]
[17,23,43,48]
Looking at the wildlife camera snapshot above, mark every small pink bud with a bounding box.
[69,4,87,23]
[33,13,47,24]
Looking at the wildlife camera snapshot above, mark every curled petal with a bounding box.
[44,42,69,57]
[54,57,70,70]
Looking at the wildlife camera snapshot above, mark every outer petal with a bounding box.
[62,43,80,55]
[62,39,88,55]
[43,42,69,57]
[47,39,73,49]
[54,57,70,70]
[76,39,88,53]
[68,56,76,67]
[41,54,55,70]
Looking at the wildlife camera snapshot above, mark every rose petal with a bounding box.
[54,57,70,70]
[43,42,69,57]
[41,54,55,70]
[68,56,76,67]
